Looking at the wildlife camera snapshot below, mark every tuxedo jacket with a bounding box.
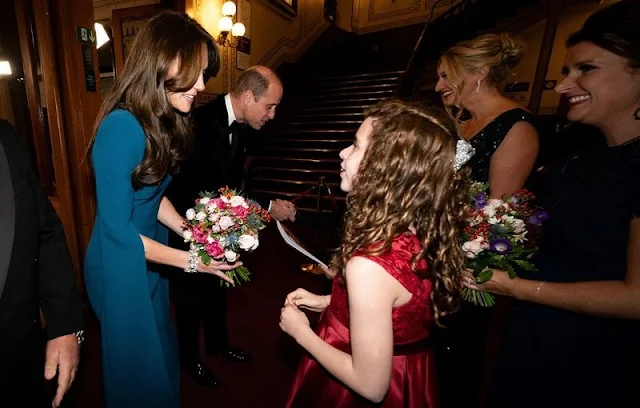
[167,94,261,216]
[0,120,83,355]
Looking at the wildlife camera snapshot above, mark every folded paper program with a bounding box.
[276,221,328,268]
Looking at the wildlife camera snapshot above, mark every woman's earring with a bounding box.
[634,107,640,121]
[476,79,481,95]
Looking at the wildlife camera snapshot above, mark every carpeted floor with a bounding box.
[71,222,332,408]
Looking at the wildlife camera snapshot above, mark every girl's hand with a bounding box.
[198,259,241,285]
[285,288,329,312]
[461,268,517,297]
[279,304,311,340]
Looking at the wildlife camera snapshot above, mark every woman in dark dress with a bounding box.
[464,2,640,407]
[434,32,540,408]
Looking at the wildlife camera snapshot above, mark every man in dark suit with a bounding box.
[0,119,84,407]
[167,65,295,387]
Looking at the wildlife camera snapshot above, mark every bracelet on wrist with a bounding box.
[184,249,199,273]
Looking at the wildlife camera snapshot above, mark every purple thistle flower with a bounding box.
[475,192,488,210]
[490,238,512,254]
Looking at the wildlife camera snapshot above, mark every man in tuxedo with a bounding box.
[0,120,84,407]
[167,65,295,387]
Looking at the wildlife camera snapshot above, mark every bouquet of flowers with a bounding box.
[461,182,548,306]
[182,187,271,287]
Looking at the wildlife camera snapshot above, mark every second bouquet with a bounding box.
[182,187,271,286]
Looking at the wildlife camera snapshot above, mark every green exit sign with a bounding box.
[76,26,95,44]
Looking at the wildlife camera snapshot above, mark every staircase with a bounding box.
[249,71,403,215]
[248,0,591,220]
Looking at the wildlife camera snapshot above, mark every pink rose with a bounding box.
[205,241,224,258]
[192,227,208,244]
[213,198,227,210]
[231,205,250,218]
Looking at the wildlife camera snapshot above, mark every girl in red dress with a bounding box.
[280,99,470,407]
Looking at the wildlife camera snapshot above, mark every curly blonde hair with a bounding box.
[330,99,469,325]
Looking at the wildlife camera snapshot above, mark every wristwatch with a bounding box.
[75,330,85,345]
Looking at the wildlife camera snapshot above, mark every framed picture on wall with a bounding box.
[271,0,297,17]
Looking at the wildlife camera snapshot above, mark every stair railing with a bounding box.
[395,0,473,98]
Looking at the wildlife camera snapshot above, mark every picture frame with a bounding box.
[270,0,297,17]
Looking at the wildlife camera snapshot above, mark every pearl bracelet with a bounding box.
[184,249,199,274]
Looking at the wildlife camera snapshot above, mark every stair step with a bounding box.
[321,71,404,81]
[276,129,354,135]
[308,90,394,100]
[314,83,396,94]
[252,157,341,172]
[254,166,341,175]
[254,177,340,187]
[317,77,401,88]
[281,120,361,127]
[297,105,374,113]
[294,112,364,119]
[304,98,389,107]
[253,167,341,183]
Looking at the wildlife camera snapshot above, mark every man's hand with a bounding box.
[270,199,297,222]
[45,333,80,408]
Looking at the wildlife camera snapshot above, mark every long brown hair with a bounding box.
[90,11,219,189]
[331,99,468,325]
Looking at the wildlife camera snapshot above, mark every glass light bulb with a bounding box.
[222,1,237,17]
[218,16,233,32]
[231,23,245,37]
[0,61,11,76]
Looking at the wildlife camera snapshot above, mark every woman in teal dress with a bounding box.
[84,12,237,408]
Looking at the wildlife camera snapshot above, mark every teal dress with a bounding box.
[84,109,180,408]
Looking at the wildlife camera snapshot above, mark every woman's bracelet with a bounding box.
[536,281,544,297]
[184,249,199,273]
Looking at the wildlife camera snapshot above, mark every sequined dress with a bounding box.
[435,107,536,408]
[286,233,439,407]
[488,136,640,408]
[466,108,535,184]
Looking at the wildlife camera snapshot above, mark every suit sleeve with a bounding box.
[0,122,86,339]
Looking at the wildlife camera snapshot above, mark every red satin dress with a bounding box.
[286,232,439,408]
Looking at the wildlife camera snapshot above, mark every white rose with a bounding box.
[487,198,503,208]
[195,211,207,221]
[230,196,246,207]
[238,234,256,250]
[251,236,259,250]
[218,216,234,230]
[220,196,230,203]
[186,209,196,220]
[182,230,193,242]
[209,213,220,222]
[512,219,525,234]
[483,206,496,218]
[225,250,238,263]
[200,197,211,205]
[211,225,221,233]
[462,237,484,257]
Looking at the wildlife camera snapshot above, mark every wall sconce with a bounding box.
[0,61,12,76]
[217,1,245,48]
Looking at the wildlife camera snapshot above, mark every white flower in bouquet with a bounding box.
[211,224,221,233]
[186,208,196,221]
[462,236,485,259]
[238,234,257,251]
[220,196,230,203]
[200,197,211,205]
[195,211,207,221]
[209,213,220,222]
[219,216,234,230]
[225,249,238,262]
[182,230,193,242]
[512,218,526,234]
[229,196,246,207]
[206,234,215,244]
